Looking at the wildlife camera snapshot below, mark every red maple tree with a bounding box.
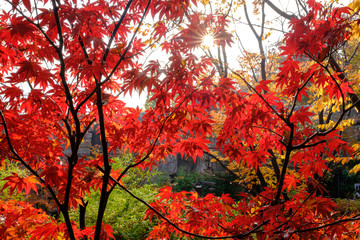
[1,0,360,239]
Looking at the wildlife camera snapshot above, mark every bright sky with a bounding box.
[119,91,148,109]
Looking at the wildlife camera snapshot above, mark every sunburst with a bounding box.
[202,34,216,48]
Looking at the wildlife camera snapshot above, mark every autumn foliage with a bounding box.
[1,0,360,239]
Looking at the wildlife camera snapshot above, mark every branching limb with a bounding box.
[243,1,266,81]
[274,122,294,203]
[76,0,151,112]
[230,69,288,124]
[287,72,315,120]
[264,0,296,20]
[4,0,58,49]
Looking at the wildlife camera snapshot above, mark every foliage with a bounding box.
[324,161,360,198]
[336,198,360,213]
[1,0,360,239]
[78,185,158,240]
[0,199,62,239]
[74,155,159,240]
[171,167,200,193]
[0,159,28,201]
[170,167,243,200]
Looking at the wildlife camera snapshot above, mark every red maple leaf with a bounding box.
[1,172,38,196]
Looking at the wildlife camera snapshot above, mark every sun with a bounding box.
[202,34,215,48]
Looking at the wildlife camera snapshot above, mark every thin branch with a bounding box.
[76,0,151,112]
[293,140,327,150]
[274,122,294,203]
[264,0,296,20]
[50,0,79,134]
[102,0,134,63]
[293,97,359,150]
[345,42,360,63]
[231,19,287,34]
[243,3,260,41]
[268,149,280,182]
[204,151,238,178]
[292,214,360,234]
[287,72,315,120]
[253,126,283,139]
[0,111,63,224]
[292,53,355,150]
[78,35,93,65]
[230,69,288,124]
[4,0,58,49]
[329,54,360,112]
[221,44,228,78]
[233,30,259,83]
[256,167,267,189]
[295,0,308,15]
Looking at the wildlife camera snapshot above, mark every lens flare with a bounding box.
[202,34,215,48]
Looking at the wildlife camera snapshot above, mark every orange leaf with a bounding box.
[1,173,38,196]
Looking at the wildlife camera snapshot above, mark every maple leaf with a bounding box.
[23,0,31,12]
[154,21,168,39]
[284,174,300,192]
[30,222,68,240]
[1,84,23,101]
[0,200,51,239]
[218,77,236,91]
[255,80,272,92]
[10,60,53,89]
[290,106,314,126]
[39,165,65,187]
[156,185,174,203]
[174,137,210,160]
[1,172,38,196]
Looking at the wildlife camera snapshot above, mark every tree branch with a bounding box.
[264,0,296,20]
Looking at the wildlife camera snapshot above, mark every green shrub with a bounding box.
[152,171,171,186]
[83,184,158,239]
[335,198,360,214]
[71,154,160,239]
[172,167,200,192]
[171,167,243,200]
[0,160,59,216]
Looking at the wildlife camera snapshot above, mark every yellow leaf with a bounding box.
[350,163,360,174]
[110,43,126,54]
